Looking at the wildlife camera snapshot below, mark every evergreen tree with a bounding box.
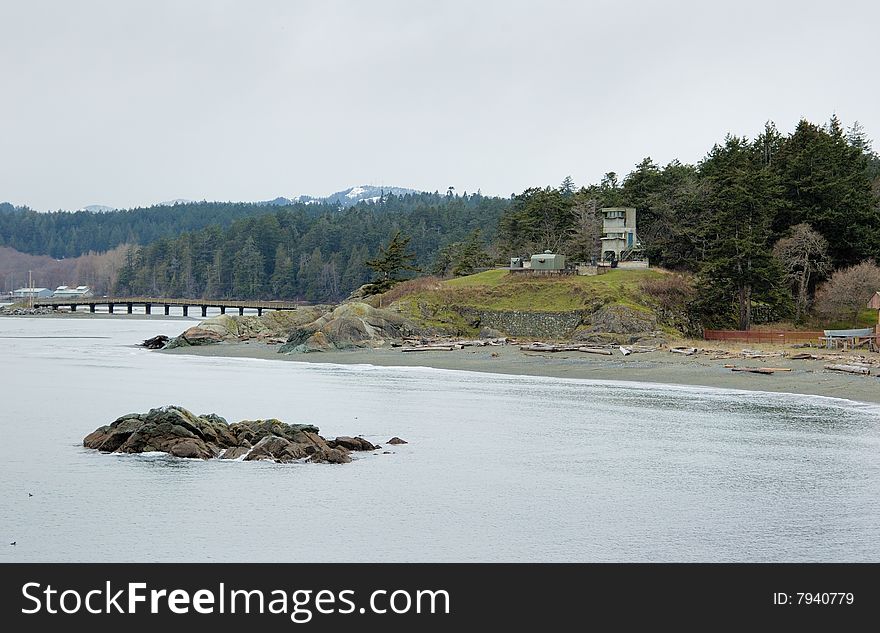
[451,229,491,276]
[269,244,295,298]
[559,175,575,197]
[231,237,265,298]
[696,135,784,329]
[364,231,419,294]
[772,119,879,265]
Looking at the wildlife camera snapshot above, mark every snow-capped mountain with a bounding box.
[262,185,422,208]
[79,204,117,213]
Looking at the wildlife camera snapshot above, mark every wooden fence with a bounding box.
[703,329,824,344]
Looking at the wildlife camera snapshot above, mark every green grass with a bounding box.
[821,309,879,330]
[394,268,666,315]
[443,269,509,289]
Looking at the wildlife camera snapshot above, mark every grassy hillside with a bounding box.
[387,268,670,335]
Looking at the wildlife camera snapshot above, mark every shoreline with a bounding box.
[163,341,880,405]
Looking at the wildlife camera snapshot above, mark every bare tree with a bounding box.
[772,223,831,322]
[564,199,602,263]
[813,260,880,321]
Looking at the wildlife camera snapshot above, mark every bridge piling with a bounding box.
[127,303,133,314]
[183,306,188,317]
[70,304,76,312]
[164,305,170,316]
[220,306,226,315]
[239,307,244,316]
[89,304,95,313]
[108,304,114,314]
[201,306,207,317]
[145,304,151,315]
[257,308,263,316]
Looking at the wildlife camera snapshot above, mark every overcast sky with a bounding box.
[1,0,877,211]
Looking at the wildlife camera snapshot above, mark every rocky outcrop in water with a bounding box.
[279,302,423,353]
[82,405,385,464]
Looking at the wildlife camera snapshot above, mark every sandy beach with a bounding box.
[163,341,880,405]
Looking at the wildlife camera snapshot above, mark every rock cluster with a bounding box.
[163,309,329,349]
[574,304,665,345]
[280,302,422,353]
[1,306,53,316]
[83,405,383,464]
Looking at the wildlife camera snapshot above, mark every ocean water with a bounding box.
[1,316,878,562]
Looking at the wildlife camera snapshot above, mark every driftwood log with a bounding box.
[824,364,872,376]
[730,367,792,374]
[578,347,614,356]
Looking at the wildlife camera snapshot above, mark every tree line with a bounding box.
[0,198,369,259]
[113,193,508,301]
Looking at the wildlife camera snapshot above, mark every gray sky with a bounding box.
[1,0,877,211]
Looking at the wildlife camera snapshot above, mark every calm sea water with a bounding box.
[1,316,878,562]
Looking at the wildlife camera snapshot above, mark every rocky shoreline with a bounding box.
[83,405,404,464]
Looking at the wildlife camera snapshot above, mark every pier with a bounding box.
[32,297,301,317]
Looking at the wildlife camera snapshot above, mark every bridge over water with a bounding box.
[32,297,301,317]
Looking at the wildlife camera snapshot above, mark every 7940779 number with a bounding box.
[797,593,853,605]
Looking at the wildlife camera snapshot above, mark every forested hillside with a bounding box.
[114,193,509,302]
[498,117,880,328]
[0,199,342,258]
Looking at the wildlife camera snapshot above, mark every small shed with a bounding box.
[868,291,880,310]
[530,251,566,271]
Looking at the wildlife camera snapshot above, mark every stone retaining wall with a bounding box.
[456,307,585,339]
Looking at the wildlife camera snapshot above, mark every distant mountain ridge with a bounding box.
[64,185,423,213]
[262,184,423,208]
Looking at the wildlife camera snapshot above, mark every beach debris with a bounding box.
[790,352,821,360]
[400,337,507,352]
[740,349,786,359]
[730,367,792,374]
[519,342,615,355]
[824,364,872,376]
[619,346,632,356]
[669,346,697,356]
[579,347,614,355]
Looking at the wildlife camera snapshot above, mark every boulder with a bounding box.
[585,304,657,334]
[179,327,224,346]
[228,419,322,447]
[219,446,250,460]
[141,335,170,349]
[307,448,352,464]
[244,435,309,463]
[387,437,408,445]
[478,327,506,339]
[279,303,422,353]
[330,436,377,451]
